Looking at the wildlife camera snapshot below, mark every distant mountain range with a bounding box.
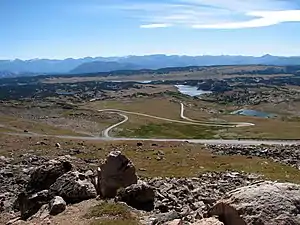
[1,54,300,78]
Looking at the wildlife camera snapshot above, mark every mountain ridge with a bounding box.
[1,54,300,77]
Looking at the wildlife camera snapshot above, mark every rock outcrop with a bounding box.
[207,202,246,225]
[49,171,97,203]
[221,181,300,225]
[26,159,72,193]
[99,151,138,198]
[116,181,155,211]
[17,190,50,219]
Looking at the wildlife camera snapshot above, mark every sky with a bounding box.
[1,0,300,59]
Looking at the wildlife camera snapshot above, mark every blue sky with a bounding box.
[1,0,300,59]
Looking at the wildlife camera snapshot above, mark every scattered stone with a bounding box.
[49,196,66,216]
[55,143,61,149]
[50,171,97,204]
[207,144,300,169]
[192,218,224,225]
[99,151,138,198]
[137,142,143,147]
[116,181,155,211]
[166,219,184,225]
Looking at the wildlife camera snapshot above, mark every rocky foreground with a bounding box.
[1,150,300,225]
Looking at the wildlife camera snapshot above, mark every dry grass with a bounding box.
[87,97,300,140]
[0,115,85,136]
[85,202,140,225]
[2,134,299,183]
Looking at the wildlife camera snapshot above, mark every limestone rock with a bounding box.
[116,181,155,211]
[221,181,300,225]
[100,151,138,198]
[49,196,66,215]
[49,171,97,203]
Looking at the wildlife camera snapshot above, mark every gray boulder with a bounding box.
[16,190,50,219]
[49,171,97,203]
[221,181,300,225]
[100,151,138,198]
[116,181,155,211]
[49,196,66,215]
[26,159,72,192]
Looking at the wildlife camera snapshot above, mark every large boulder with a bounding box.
[221,181,300,225]
[26,159,72,193]
[49,171,97,203]
[16,190,50,219]
[116,181,155,211]
[99,151,138,198]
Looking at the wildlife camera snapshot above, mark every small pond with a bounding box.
[231,109,275,118]
[175,85,212,97]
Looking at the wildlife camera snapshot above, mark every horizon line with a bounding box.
[1,53,300,61]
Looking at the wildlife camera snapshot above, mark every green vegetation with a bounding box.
[85,202,140,225]
[118,123,218,139]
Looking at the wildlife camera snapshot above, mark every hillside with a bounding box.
[1,54,300,78]
[70,61,141,74]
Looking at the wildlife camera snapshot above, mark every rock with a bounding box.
[55,143,61,149]
[6,217,21,225]
[116,181,155,211]
[137,142,143,147]
[29,204,49,220]
[166,219,184,225]
[221,181,300,225]
[49,171,97,203]
[206,144,300,169]
[152,211,180,224]
[100,151,138,198]
[207,202,246,225]
[26,159,72,192]
[49,196,66,215]
[16,190,50,219]
[192,218,224,225]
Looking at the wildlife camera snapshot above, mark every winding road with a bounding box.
[99,102,254,138]
[1,103,300,146]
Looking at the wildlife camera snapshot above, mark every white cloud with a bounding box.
[99,0,300,29]
[192,10,300,29]
[140,23,173,28]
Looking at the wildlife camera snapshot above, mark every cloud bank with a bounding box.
[118,0,300,29]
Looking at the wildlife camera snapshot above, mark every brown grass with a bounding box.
[85,202,140,225]
[2,134,299,183]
